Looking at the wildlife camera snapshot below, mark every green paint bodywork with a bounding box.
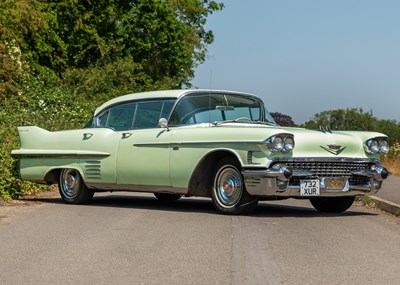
[11,90,386,197]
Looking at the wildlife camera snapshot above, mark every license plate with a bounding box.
[324,177,347,190]
[300,179,320,196]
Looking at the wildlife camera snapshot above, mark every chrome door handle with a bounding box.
[83,133,93,140]
[122,133,132,139]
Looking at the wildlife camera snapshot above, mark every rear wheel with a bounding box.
[59,169,94,204]
[154,193,182,201]
[310,196,355,213]
[211,158,258,215]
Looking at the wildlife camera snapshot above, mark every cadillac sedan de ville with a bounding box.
[11,90,390,214]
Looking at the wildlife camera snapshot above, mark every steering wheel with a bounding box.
[233,117,253,123]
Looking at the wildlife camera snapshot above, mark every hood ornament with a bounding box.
[319,126,332,134]
[320,144,346,155]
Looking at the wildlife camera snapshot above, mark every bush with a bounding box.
[382,143,400,176]
[0,130,36,200]
[62,58,180,102]
[0,75,96,200]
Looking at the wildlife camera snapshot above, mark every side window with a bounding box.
[169,93,265,125]
[161,101,175,119]
[169,94,210,125]
[133,101,163,129]
[107,103,136,131]
[93,99,176,130]
[96,110,110,127]
[250,107,261,121]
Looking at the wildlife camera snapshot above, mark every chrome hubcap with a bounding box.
[215,166,243,207]
[60,169,79,199]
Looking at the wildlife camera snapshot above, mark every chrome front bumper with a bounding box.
[241,161,389,197]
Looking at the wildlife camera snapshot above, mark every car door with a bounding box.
[116,100,174,189]
[79,128,120,187]
[117,128,172,188]
[79,102,138,188]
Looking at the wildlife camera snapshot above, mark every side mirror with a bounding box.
[158,118,170,130]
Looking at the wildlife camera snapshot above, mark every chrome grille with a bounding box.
[283,161,373,178]
[271,160,375,187]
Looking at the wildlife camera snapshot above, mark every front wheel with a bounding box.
[310,196,355,213]
[59,169,94,204]
[211,158,258,215]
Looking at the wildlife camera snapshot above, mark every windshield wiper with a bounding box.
[212,117,255,125]
[213,119,277,126]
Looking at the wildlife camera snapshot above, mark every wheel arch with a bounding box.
[44,168,61,184]
[44,167,86,185]
[187,149,243,197]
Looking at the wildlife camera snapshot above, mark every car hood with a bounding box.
[212,123,385,158]
[274,126,385,158]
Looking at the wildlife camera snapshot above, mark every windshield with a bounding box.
[169,93,276,125]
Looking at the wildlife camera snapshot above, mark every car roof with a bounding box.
[94,89,260,116]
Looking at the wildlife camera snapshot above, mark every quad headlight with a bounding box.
[265,134,295,153]
[365,137,390,154]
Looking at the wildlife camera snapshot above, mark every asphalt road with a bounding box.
[1,193,399,285]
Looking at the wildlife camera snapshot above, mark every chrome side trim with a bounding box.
[85,183,188,194]
[133,141,263,147]
[11,149,110,159]
[242,167,292,181]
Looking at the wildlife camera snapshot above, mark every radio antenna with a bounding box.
[208,69,213,125]
[209,69,213,90]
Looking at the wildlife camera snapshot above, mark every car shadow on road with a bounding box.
[254,202,376,218]
[22,193,377,218]
[92,194,219,214]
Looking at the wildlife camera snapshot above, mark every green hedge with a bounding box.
[0,76,95,200]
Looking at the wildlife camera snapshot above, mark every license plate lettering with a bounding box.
[300,179,320,196]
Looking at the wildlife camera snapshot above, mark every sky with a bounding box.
[191,0,400,124]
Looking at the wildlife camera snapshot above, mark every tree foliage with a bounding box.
[270,112,295,127]
[0,0,45,100]
[302,108,400,144]
[0,0,224,100]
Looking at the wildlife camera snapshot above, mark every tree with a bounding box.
[270,112,295,127]
[42,0,223,85]
[0,0,224,100]
[302,108,400,145]
[0,0,48,100]
[302,108,376,131]
[375,119,400,145]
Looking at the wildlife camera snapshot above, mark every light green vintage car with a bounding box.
[12,90,390,214]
